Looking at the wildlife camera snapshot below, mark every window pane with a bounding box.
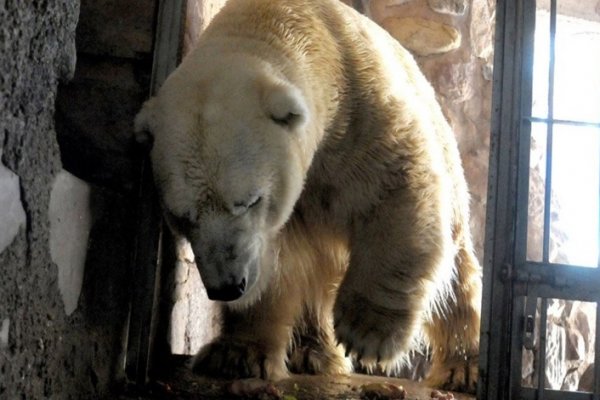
[533,4,600,124]
[549,124,600,267]
[527,122,547,262]
[552,16,600,124]
[526,123,600,267]
[531,9,550,119]
[522,298,596,392]
[545,299,596,391]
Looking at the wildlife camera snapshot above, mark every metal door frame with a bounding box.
[478,0,600,398]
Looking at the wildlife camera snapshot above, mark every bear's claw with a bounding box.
[287,344,350,375]
[191,338,278,380]
[334,290,413,370]
[425,355,479,394]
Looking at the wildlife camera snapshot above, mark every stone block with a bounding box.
[0,318,9,349]
[427,0,468,16]
[77,0,156,58]
[433,62,477,103]
[470,0,495,61]
[184,0,228,55]
[0,153,26,255]
[49,170,92,316]
[169,255,220,355]
[382,17,461,56]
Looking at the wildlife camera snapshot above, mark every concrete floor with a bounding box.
[120,364,475,400]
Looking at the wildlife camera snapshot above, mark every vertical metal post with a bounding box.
[125,0,186,386]
[125,175,163,385]
[515,0,537,266]
[536,297,548,399]
[478,0,525,398]
[542,0,557,264]
[149,0,186,94]
[597,69,600,400]
[593,303,600,400]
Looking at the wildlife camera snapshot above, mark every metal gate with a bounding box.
[479,0,600,399]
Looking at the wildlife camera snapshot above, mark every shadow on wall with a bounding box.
[48,1,155,389]
[47,167,138,395]
[77,184,136,386]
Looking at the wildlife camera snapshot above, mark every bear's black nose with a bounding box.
[206,278,246,301]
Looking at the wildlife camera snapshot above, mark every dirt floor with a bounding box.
[119,359,475,400]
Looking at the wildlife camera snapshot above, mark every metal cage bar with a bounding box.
[515,0,537,268]
[526,116,600,129]
[477,0,525,396]
[597,133,600,400]
[537,297,549,399]
[593,303,600,400]
[542,0,558,264]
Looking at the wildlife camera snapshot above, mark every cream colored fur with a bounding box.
[135,0,481,392]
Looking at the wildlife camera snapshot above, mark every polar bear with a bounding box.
[135,0,482,392]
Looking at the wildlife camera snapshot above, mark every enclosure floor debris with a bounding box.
[118,358,475,400]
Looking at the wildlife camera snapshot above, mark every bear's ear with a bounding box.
[261,82,308,130]
[134,98,156,151]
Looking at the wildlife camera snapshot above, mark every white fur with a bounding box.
[135,0,482,391]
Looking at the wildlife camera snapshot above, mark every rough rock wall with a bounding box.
[0,1,147,398]
[184,0,229,56]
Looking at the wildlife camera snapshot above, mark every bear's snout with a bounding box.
[205,277,247,302]
[192,234,261,304]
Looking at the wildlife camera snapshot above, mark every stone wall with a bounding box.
[0,0,155,398]
[184,0,229,56]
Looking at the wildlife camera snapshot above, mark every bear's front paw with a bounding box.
[333,291,413,371]
[191,337,288,380]
[288,343,351,375]
[425,355,478,394]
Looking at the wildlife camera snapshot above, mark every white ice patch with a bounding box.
[0,318,9,348]
[0,151,26,254]
[49,170,92,316]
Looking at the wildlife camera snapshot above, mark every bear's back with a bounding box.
[189,0,470,232]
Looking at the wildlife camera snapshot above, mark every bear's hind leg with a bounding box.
[424,246,481,393]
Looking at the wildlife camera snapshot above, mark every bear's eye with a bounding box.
[248,196,262,208]
[270,112,300,127]
[232,196,262,215]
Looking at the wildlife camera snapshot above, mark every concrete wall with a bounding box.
[0,0,155,398]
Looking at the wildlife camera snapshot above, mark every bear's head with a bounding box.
[135,55,313,307]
